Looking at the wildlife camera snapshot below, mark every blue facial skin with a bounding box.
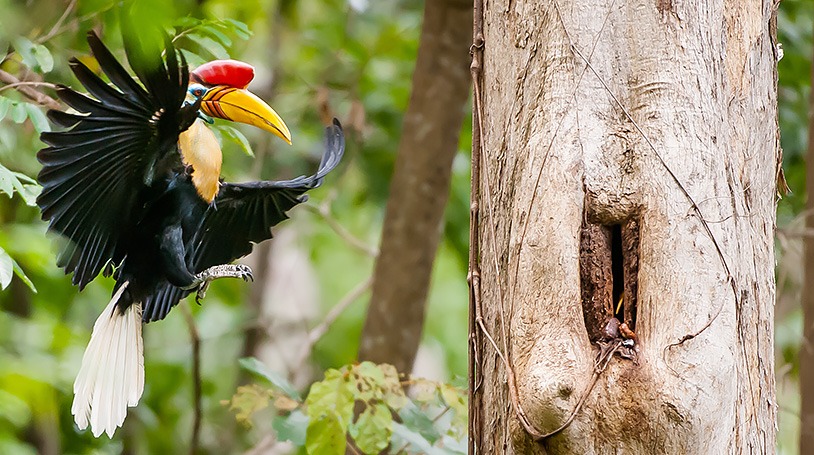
[185,83,215,124]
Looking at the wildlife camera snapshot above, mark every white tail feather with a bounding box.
[71,282,144,438]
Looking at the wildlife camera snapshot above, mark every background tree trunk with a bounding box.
[799,20,814,454]
[472,0,778,453]
[357,0,472,373]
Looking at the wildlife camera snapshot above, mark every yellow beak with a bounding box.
[200,86,292,145]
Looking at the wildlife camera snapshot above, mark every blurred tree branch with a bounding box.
[304,200,378,257]
[181,304,202,455]
[357,0,474,373]
[0,69,60,110]
[296,275,373,367]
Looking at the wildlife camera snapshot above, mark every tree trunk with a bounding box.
[471,0,779,453]
[799,18,814,454]
[357,0,472,373]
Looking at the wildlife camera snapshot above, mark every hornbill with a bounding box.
[36,30,344,437]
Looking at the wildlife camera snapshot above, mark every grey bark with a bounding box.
[473,0,779,453]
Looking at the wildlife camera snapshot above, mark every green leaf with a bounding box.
[0,247,13,290]
[225,384,273,427]
[0,389,31,427]
[179,49,206,69]
[379,363,408,410]
[174,16,199,29]
[188,33,229,60]
[10,102,27,124]
[238,357,301,400]
[12,260,36,293]
[398,402,440,444]
[391,422,450,455]
[0,97,11,122]
[350,403,392,455]
[273,409,308,446]
[16,185,39,206]
[305,368,355,430]
[440,384,467,419]
[218,124,254,157]
[13,37,36,69]
[200,26,232,48]
[32,44,53,73]
[13,37,53,73]
[23,104,49,133]
[305,414,345,455]
[11,171,36,184]
[0,165,16,196]
[223,18,252,39]
[354,361,385,402]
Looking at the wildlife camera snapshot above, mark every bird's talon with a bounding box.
[194,281,210,304]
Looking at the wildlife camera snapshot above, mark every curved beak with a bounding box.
[200,86,292,145]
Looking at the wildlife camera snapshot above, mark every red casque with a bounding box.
[191,59,255,89]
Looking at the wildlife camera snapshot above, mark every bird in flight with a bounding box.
[37,27,344,437]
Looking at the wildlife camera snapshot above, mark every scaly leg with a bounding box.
[182,264,254,303]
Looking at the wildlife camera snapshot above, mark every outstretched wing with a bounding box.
[37,30,189,289]
[141,120,345,322]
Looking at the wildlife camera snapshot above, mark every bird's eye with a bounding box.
[188,84,207,99]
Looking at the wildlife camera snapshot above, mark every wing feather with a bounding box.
[141,120,345,322]
[37,29,189,289]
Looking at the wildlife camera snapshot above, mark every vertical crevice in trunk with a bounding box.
[580,217,640,342]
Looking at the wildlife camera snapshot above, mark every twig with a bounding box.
[346,437,362,455]
[303,203,378,257]
[0,69,61,110]
[181,303,202,455]
[468,4,484,451]
[0,81,58,93]
[37,0,78,44]
[294,276,373,366]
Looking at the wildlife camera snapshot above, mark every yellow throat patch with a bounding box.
[178,118,222,203]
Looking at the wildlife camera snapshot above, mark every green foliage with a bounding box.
[225,360,467,454]
[12,38,54,73]
[173,17,252,67]
[0,1,471,452]
[212,123,255,157]
[0,161,38,292]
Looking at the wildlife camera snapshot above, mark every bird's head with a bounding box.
[187,60,291,145]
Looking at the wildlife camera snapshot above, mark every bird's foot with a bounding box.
[182,264,254,304]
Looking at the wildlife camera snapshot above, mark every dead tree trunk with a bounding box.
[471,0,779,453]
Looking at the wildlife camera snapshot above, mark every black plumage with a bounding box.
[37,30,344,322]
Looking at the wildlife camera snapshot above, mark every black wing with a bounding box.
[37,30,189,289]
[141,120,345,322]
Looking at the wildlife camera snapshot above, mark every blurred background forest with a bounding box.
[0,0,811,454]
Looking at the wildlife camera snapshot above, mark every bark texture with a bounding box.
[473,0,778,453]
[358,0,472,372]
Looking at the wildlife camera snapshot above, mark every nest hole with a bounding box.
[579,217,640,343]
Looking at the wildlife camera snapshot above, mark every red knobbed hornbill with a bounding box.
[36,30,344,437]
